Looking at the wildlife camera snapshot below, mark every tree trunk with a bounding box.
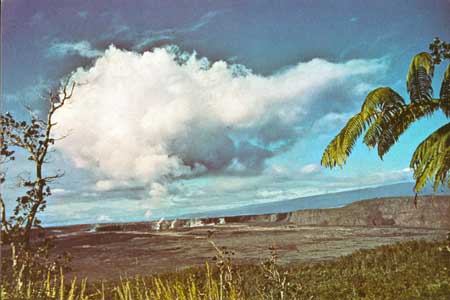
[10,242,24,293]
[23,163,44,250]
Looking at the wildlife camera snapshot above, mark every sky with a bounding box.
[1,0,450,226]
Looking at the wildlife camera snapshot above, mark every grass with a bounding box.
[1,239,449,300]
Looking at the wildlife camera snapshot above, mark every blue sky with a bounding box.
[1,0,449,226]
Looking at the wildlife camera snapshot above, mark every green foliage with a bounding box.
[440,65,450,117]
[289,240,450,299]
[375,100,441,158]
[321,87,405,168]
[322,38,450,192]
[429,37,450,65]
[406,52,434,103]
[411,122,450,191]
[1,240,449,300]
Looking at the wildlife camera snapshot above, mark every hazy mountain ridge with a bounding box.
[90,195,450,233]
[179,182,450,219]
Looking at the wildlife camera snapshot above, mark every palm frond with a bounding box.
[410,122,450,192]
[321,113,365,168]
[362,88,405,148]
[407,52,434,103]
[376,100,441,158]
[440,64,450,117]
[360,87,405,114]
[321,87,404,168]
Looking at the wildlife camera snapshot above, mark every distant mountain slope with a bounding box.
[179,182,450,219]
[285,196,450,229]
[92,196,450,232]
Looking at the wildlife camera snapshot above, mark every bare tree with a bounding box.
[0,81,74,292]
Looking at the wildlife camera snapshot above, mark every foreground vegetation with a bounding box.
[1,239,449,300]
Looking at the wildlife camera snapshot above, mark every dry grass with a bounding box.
[1,240,449,300]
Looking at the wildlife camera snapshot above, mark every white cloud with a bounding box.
[130,10,224,51]
[48,41,103,58]
[54,45,386,193]
[372,168,413,182]
[4,78,52,112]
[311,112,354,134]
[94,179,134,191]
[143,182,171,215]
[51,188,66,194]
[97,215,112,222]
[300,163,322,175]
[255,189,285,199]
[148,182,168,203]
[401,167,412,173]
[144,210,152,218]
[322,168,414,190]
[95,180,115,191]
[184,10,223,32]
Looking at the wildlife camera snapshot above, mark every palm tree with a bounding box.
[321,38,450,192]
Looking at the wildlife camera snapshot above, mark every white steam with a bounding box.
[54,45,386,191]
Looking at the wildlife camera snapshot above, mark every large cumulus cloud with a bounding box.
[54,45,387,190]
